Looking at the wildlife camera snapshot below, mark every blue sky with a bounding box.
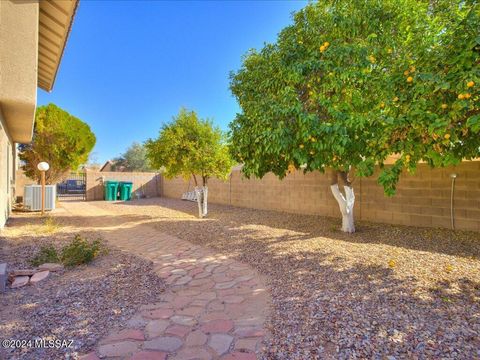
[38,0,307,164]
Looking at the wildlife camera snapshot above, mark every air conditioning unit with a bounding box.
[24,185,56,211]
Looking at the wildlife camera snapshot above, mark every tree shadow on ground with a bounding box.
[113,197,480,259]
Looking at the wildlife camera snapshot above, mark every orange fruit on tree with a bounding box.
[458,94,465,100]
[393,96,399,102]
[320,45,326,52]
[467,81,475,88]
[465,93,471,99]
[406,76,413,83]
[299,144,304,149]
[324,41,330,47]
[444,133,451,139]
[287,164,295,173]
[404,70,410,76]
[441,103,448,109]
[410,65,416,72]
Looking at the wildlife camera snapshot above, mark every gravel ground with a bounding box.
[92,198,480,359]
[0,212,165,360]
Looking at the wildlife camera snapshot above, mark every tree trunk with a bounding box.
[202,186,208,217]
[195,186,203,218]
[194,186,208,218]
[330,170,355,233]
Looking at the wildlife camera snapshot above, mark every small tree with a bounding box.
[229,0,479,232]
[19,104,96,184]
[112,142,152,172]
[146,108,233,218]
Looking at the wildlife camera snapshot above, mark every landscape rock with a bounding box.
[11,269,37,276]
[29,270,50,284]
[11,275,29,288]
[38,263,64,272]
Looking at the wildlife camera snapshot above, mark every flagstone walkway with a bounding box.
[61,202,269,360]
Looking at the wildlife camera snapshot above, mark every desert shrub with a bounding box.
[30,245,60,266]
[60,234,104,267]
[30,234,106,268]
[43,216,60,234]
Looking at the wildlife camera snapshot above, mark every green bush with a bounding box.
[30,244,60,266]
[60,234,104,268]
[30,234,105,268]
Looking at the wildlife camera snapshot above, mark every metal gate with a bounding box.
[56,171,86,201]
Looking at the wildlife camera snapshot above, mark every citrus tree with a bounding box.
[19,104,96,184]
[146,108,233,218]
[229,0,479,232]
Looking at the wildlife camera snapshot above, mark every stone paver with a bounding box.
[129,351,167,360]
[144,336,183,352]
[102,329,145,343]
[208,334,234,355]
[185,330,208,346]
[145,320,169,339]
[98,341,140,357]
[201,320,234,334]
[62,201,269,359]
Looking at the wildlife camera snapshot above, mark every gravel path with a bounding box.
[90,198,480,359]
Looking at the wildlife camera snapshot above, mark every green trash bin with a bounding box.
[119,181,133,201]
[104,181,119,201]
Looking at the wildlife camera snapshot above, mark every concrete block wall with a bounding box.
[359,162,480,231]
[162,161,480,232]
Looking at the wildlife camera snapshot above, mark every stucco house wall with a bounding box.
[0,0,77,227]
[0,0,39,227]
[0,108,15,227]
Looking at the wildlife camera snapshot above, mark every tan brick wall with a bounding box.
[162,161,480,232]
[86,170,162,201]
